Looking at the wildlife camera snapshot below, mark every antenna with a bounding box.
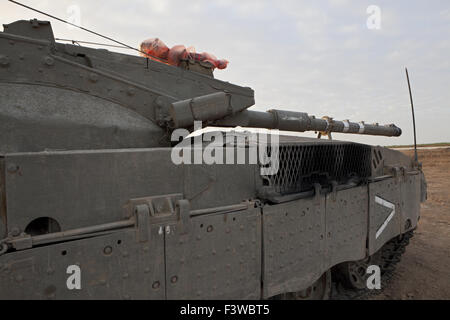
[55,38,130,49]
[405,67,418,163]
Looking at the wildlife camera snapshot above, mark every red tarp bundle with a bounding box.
[140,38,229,70]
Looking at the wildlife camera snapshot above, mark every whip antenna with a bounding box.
[405,68,418,162]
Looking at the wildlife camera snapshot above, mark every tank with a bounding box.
[0,19,427,299]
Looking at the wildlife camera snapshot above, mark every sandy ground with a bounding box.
[370,148,450,300]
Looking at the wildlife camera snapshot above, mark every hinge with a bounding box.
[126,193,192,240]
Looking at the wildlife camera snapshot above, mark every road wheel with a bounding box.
[334,251,382,290]
[272,270,331,300]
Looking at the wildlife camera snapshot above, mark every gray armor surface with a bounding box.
[0,19,426,299]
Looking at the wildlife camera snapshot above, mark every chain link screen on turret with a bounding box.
[261,143,372,195]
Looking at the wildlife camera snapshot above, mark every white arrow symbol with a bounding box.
[375,196,396,239]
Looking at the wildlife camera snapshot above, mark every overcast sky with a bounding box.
[2,0,449,146]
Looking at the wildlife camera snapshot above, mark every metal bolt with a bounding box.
[0,55,10,67]
[44,56,54,66]
[103,246,113,255]
[89,73,98,83]
[127,87,135,96]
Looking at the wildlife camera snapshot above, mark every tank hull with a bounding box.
[0,139,425,299]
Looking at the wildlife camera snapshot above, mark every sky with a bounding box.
[1,0,449,146]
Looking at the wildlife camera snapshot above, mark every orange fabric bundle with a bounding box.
[140,38,169,60]
[167,44,189,66]
[140,38,228,70]
[198,51,229,70]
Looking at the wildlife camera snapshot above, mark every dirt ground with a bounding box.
[370,148,450,300]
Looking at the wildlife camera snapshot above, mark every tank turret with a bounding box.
[0,19,400,154]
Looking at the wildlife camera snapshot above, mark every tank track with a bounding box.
[331,230,414,300]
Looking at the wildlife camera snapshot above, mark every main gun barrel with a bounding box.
[169,93,402,137]
[215,109,402,137]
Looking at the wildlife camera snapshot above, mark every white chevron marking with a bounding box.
[375,196,396,239]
